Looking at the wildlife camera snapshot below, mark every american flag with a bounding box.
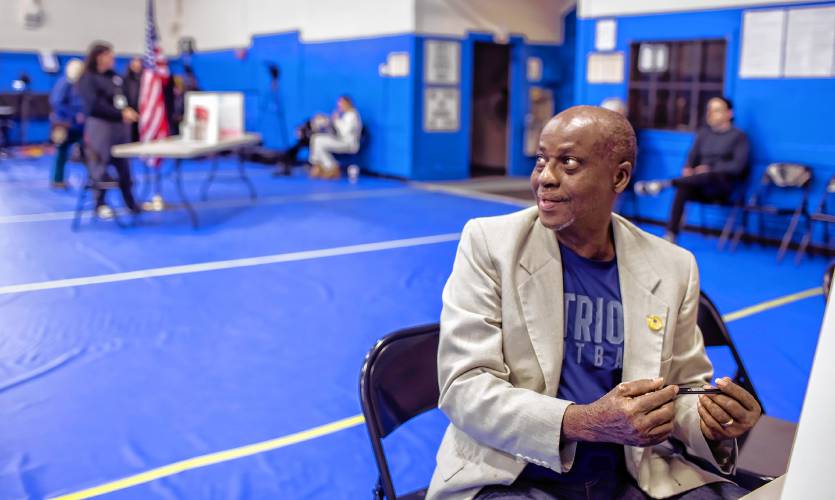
[139,0,169,163]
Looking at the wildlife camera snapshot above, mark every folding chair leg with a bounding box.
[795,225,813,265]
[778,209,803,262]
[718,206,738,250]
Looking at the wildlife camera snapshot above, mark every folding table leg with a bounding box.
[200,155,220,201]
[174,159,199,228]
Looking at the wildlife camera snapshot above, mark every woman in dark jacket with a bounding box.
[77,42,141,218]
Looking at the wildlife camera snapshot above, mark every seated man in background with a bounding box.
[308,95,362,180]
[635,97,749,243]
[429,106,761,500]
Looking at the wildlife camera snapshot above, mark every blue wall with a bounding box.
[412,13,575,181]
[2,13,579,182]
[574,2,835,240]
[0,51,177,144]
[189,32,416,178]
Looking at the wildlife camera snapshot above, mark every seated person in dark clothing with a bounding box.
[272,113,332,176]
[634,97,749,243]
[77,42,141,219]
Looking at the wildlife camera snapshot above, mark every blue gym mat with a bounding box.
[0,155,828,499]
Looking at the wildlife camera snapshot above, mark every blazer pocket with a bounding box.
[439,454,467,482]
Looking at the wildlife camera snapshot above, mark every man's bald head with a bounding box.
[544,105,637,168]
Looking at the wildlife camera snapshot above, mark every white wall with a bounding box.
[579,0,821,18]
[416,0,575,44]
[178,0,416,50]
[0,0,181,54]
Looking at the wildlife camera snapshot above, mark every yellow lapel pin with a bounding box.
[647,315,664,332]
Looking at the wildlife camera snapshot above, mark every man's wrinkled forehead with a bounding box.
[539,113,606,151]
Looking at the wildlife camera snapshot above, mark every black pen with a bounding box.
[676,387,722,395]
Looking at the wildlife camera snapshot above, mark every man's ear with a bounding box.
[613,161,632,193]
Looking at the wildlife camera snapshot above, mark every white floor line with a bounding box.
[411,181,534,207]
[0,187,412,225]
[0,232,461,296]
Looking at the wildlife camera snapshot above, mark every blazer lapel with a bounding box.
[612,215,671,468]
[612,216,670,384]
[517,219,564,397]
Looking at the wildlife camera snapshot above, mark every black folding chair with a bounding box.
[698,291,797,485]
[359,324,440,500]
[729,163,813,261]
[72,147,126,230]
[795,175,835,263]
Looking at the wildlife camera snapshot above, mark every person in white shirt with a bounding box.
[309,95,362,180]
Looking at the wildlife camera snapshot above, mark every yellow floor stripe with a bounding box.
[50,287,823,499]
[722,287,823,323]
[49,414,365,500]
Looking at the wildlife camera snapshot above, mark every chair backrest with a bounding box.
[763,163,812,189]
[697,291,762,409]
[824,261,835,302]
[360,323,440,499]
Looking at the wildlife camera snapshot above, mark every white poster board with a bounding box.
[424,87,460,132]
[183,92,244,143]
[739,9,787,78]
[784,5,835,77]
[424,40,461,85]
[779,284,835,498]
[595,19,617,51]
[587,52,624,83]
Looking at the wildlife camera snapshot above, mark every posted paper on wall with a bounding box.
[587,52,624,83]
[424,40,461,85]
[424,87,460,132]
[739,9,786,78]
[784,5,835,77]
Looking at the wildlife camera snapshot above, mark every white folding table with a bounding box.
[111,133,261,227]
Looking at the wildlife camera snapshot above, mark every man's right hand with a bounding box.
[682,166,694,177]
[562,378,678,447]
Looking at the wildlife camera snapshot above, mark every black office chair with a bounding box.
[795,175,835,263]
[729,163,813,261]
[698,291,797,485]
[359,324,440,500]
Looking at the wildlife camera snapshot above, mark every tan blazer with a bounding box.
[428,208,736,500]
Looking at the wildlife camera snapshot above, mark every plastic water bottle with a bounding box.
[347,164,360,183]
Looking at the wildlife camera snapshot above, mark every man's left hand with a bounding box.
[698,376,761,440]
[693,165,711,175]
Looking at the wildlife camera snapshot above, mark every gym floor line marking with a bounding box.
[722,286,823,323]
[48,286,818,499]
[48,414,366,500]
[0,232,462,295]
[0,187,412,225]
[410,181,534,207]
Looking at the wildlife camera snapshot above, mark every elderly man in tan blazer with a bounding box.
[429,106,761,500]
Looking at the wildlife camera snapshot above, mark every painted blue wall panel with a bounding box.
[575,2,835,241]
[189,33,415,177]
[0,51,135,144]
[411,35,472,181]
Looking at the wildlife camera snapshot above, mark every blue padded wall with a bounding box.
[573,2,835,239]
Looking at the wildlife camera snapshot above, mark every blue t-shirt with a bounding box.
[520,242,626,483]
